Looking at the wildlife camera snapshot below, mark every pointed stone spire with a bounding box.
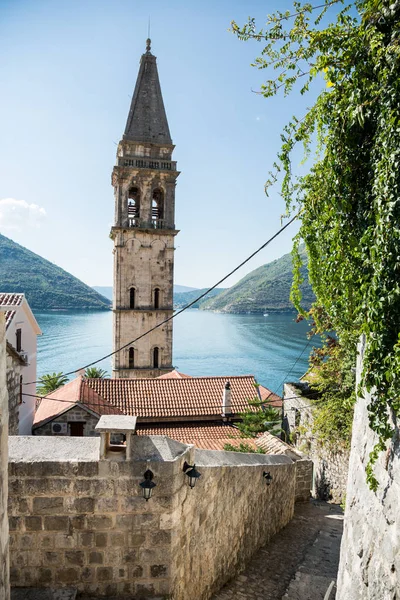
[123,40,172,144]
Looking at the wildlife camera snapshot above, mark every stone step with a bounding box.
[11,589,77,600]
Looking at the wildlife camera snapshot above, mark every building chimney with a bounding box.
[222,381,232,417]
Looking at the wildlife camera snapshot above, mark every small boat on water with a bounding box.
[263,313,269,317]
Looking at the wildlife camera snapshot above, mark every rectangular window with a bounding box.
[16,328,22,352]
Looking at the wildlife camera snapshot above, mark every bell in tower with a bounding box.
[111,39,179,378]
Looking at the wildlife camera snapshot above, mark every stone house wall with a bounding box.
[0,314,10,600]
[284,383,349,503]
[6,349,22,436]
[8,435,296,599]
[172,450,295,600]
[34,406,100,437]
[337,337,400,599]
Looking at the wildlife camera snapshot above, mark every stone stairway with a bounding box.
[212,501,343,600]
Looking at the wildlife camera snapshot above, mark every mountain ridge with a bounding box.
[0,234,111,310]
[199,247,314,313]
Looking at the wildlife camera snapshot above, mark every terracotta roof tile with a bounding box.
[0,293,24,329]
[157,370,192,379]
[86,375,273,419]
[258,385,283,409]
[33,377,123,428]
[256,431,302,459]
[136,423,260,451]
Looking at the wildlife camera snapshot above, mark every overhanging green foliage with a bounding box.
[233,0,400,489]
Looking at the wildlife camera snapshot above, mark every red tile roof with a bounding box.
[136,423,260,451]
[86,375,270,420]
[259,385,283,409]
[33,376,123,428]
[0,293,24,329]
[157,369,192,379]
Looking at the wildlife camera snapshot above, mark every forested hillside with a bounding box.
[200,248,314,313]
[0,234,111,309]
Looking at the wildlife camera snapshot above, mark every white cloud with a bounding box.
[0,198,46,231]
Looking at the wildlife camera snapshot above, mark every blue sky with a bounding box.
[0,0,321,288]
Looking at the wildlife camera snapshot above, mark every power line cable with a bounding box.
[24,213,299,386]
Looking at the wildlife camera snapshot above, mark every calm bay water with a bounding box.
[33,309,318,394]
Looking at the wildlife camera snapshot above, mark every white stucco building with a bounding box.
[0,293,41,435]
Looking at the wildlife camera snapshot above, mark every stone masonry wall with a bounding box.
[6,352,21,436]
[295,459,313,502]
[0,314,10,600]
[8,437,188,598]
[284,383,349,503]
[8,436,296,599]
[337,337,400,599]
[171,450,296,600]
[34,406,99,437]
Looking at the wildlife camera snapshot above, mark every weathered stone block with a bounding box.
[122,550,138,564]
[70,515,86,530]
[87,514,113,529]
[73,497,95,513]
[65,550,85,566]
[96,566,113,581]
[134,582,156,598]
[89,551,103,564]
[130,564,144,578]
[58,567,79,584]
[25,516,42,531]
[43,516,69,531]
[38,534,54,549]
[128,533,146,547]
[45,551,62,564]
[95,532,108,547]
[77,462,98,477]
[151,564,168,578]
[9,567,19,584]
[151,530,171,546]
[110,532,126,547]
[33,496,64,515]
[9,516,22,531]
[81,566,95,582]
[79,531,94,547]
[37,567,53,584]
[96,497,119,513]
[53,533,75,549]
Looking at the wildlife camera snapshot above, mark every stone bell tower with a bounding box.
[111,39,179,378]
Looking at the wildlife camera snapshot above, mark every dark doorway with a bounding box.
[69,422,85,437]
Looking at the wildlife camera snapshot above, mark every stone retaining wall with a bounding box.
[284,383,349,503]
[337,337,400,599]
[8,436,296,599]
[172,450,295,600]
[295,459,313,502]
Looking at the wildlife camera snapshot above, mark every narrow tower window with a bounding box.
[129,348,135,369]
[152,188,164,227]
[154,288,160,309]
[16,328,22,352]
[128,187,140,227]
[153,347,159,369]
[130,288,136,309]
